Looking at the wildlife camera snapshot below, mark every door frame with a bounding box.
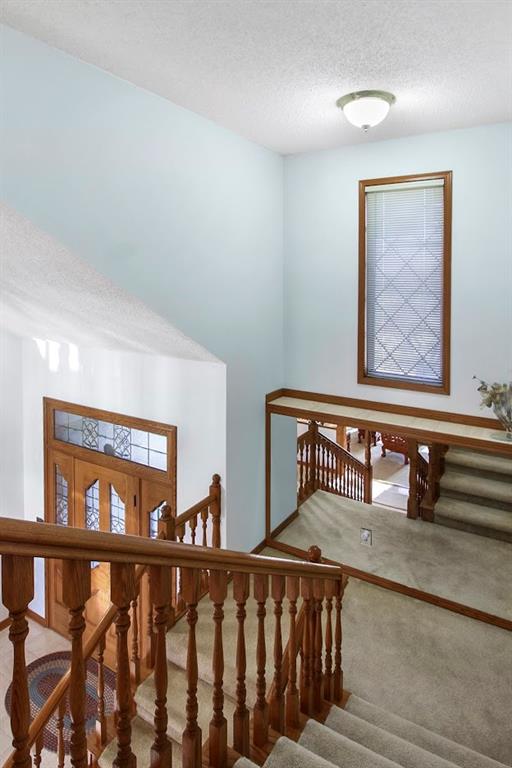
[43,397,177,667]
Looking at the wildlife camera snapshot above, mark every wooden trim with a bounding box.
[27,608,48,628]
[44,397,177,483]
[266,539,512,632]
[267,388,504,432]
[0,616,9,632]
[270,510,299,540]
[358,171,453,395]
[265,408,272,540]
[265,388,286,403]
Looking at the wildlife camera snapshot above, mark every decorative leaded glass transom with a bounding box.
[149,501,167,539]
[54,410,167,471]
[55,465,68,526]
[110,485,126,534]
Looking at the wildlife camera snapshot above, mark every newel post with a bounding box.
[210,474,221,550]
[364,430,373,504]
[62,560,92,768]
[2,555,34,768]
[158,504,176,542]
[407,439,419,519]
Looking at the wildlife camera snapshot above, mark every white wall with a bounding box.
[1,25,284,552]
[0,327,24,520]
[284,123,512,415]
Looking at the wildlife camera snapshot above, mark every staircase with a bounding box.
[99,579,507,768]
[434,447,512,541]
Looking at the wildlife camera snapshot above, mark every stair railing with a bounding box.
[407,442,447,520]
[297,422,370,504]
[1,516,344,768]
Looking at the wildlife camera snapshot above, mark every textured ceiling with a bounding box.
[1,1,511,154]
[0,203,218,362]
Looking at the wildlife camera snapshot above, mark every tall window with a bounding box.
[358,171,452,393]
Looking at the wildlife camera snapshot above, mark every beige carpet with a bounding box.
[273,490,512,620]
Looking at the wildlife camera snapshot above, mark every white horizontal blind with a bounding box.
[366,179,444,386]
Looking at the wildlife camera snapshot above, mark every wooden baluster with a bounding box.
[210,474,221,549]
[181,568,202,768]
[253,574,269,747]
[97,636,107,746]
[298,442,304,500]
[33,731,44,768]
[233,573,250,756]
[285,576,300,729]
[333,580,344,703]
[208,571,228,768]
[2,555,34,768]
[269,575,285,734]
[407,439,419,519]
[324,581,334,701]
[309,422,318,490]
[201,507,209,547]
[189,515,197,546]
[57,695,66,768]
[300,576,312,716]
[130,595,141,685]
[149,565,172,768]
[147,590,156,670]
[61,560,91,768]
[312,577,324,714]
[111,563,137,768]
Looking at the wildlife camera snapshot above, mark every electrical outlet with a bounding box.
[360,528,372,546]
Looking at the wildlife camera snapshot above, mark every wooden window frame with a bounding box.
[358,170,452,395]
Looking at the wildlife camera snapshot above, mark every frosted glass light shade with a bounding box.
[337,90,396,130]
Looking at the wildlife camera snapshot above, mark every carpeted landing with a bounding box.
[99,575,512,768]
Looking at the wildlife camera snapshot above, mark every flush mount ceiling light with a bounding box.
[336,90,396,131]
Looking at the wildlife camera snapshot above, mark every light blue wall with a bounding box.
[0,25,286,552]
[284,123,512,415]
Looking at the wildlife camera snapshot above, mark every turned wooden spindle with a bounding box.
[2,555,34,768]
[201,507,209,547]
[253,573,269,747]
[233,572,250,756]
[210,474,221,549]
[111,562,137,768]
[333,580,344,702]
[323,580,335,701]
[208,570,228,768]
[130,595,141,685]
[181,568,202,768]
[149,565,172,768]
[270,574,285,733]
[300,577,313,716]
[33,731,44,768]
[189,515,197,546]
[62,559,91,768]
[57,695,66,768]
[285,576,300,729]
[97,635,107,745]
[312,576,324,713]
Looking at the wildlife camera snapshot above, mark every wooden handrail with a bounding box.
[175,493,216,527]
[0,517,342,580]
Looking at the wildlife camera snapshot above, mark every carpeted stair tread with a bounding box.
[434,497,512,533]
[445,448,512,478]
[98,715,183,767]
[346,695,508,768]
[325,705,461,768]
[233,758,259,768]
[299,718,402,768]
[135,660,236,745]
[263,736,337,768]
[440,470,512,506]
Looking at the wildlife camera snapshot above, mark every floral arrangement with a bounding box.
[474,377,512,439]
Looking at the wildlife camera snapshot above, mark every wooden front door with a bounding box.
[47,453,139,667]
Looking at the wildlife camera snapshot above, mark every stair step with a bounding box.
[435,497,512,539]
[299,718,402,767]
[346,694,508,768]
[445,448,512,478]
[440,470,512,507]
[264,736,337,768]
[98,716,183,767]
[325,705,460,768]
[234,759,259,768]
[135,660,236,745]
